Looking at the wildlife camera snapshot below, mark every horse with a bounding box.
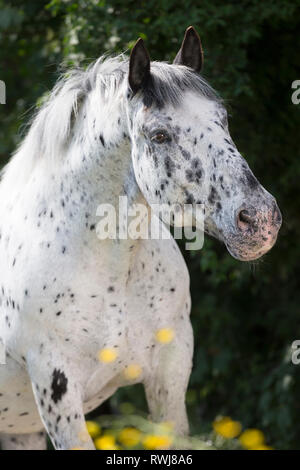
[0,26,282,450]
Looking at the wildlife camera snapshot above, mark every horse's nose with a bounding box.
[236,207,258,232]
[236,201,282,233]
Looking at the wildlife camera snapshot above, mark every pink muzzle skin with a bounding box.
[228,202,282,261]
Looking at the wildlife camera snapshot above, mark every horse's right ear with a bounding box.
[128,38,151,94]
[173,26,203,72]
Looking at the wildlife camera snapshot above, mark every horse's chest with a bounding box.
[1,217,189,394]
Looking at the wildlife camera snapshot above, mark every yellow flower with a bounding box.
[213,416,242,439]
[119,427,141,447]
[94,434,119,450]
[123,364,142,380]
[252,444,273,450]
[98,348,118,363]
[239,429,265,449]
[155,328,175,344]
[143,434,172,450]
[85,420,101,438]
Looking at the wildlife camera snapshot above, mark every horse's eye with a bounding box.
[151,132,169,144]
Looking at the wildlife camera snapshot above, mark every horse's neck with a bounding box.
[51,97,148,276]
[2,82,149,277]
[61,101,144,215]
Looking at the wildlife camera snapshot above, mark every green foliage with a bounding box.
[1,0,300,450]
[0,0,64,161]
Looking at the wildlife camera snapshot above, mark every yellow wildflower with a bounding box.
[252,444,273,450]
[213,416,242,439]
[239,429,265,449]
[124,364,142,380]
[85,420,101,438]
[143,434,172,450]
[119,427,141,447]
[94,435,119,450]
[155,328,175,344]
[98,348,118,363]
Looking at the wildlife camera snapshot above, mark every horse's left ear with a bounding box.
[173,26,203,72]
[129,38,151,94]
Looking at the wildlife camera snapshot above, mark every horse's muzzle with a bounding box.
[226,200,282,261]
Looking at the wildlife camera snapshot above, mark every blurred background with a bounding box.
[0,0,300,450]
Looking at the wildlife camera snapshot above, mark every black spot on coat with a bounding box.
[51,369,68,404]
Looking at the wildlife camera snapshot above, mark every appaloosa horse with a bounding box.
[0,27,281,449]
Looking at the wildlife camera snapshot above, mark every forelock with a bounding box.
[140,61,222,109]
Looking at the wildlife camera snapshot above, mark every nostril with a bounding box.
[236,208,257,231]
[238,209,253,225]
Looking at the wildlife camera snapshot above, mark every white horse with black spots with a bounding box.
[0,27,281,449]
